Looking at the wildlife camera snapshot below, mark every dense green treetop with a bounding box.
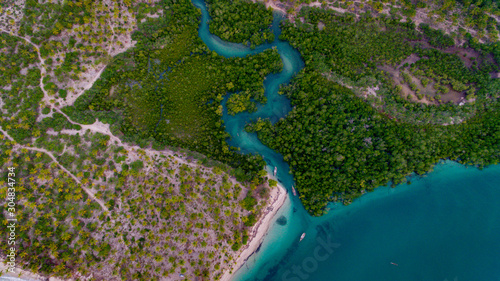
[247,71,500,215]
[63,0,282,182]
[207,0,274,47]
[245,6,500,215]
[0,0,279,279]
[280,7,499,125]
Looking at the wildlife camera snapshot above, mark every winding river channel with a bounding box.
[189,1,500,281]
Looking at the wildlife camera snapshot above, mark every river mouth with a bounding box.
[192,1,500,280]
[234,162,500,281]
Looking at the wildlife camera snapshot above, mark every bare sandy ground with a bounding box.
[61,39,136,107]
[266,1,287,14]
[252,0,287,14]
[0,261,67,281]
[220,181,288,281]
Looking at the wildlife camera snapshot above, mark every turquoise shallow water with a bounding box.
[191,1,500,281]
[235,162,500,281]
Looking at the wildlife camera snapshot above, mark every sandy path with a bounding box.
[0,261,52,281]
[52,107,224,173]
[0,24,135,110]
[0,28,50,104]
[0,126,109,213]
[3,10,284,281]
[0,125,132,279]
[220,181,288,281]
[61,39,135,107]
[252,0,287,14]
[0,259,90,281]
[266,1,287,14]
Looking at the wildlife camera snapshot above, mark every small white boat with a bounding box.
[274,166,277,176]
[292,186,297,196]
[299,233,306,242]
[390,262,398,266]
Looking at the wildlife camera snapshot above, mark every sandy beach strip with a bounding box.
[0,260,74,281]
[220,181,288,281]
[0,261,46,281]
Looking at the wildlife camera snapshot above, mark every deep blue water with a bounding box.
[190,1,500,281]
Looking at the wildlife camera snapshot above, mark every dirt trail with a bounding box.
[0,126,109,212]
[51,106,219,175]
[0,28,51,104]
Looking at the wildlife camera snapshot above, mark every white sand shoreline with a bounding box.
[1,179,288,281]
[0,260,67,281]
[220,180,288,281]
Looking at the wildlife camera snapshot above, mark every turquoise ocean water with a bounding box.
[191,1,500,281]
